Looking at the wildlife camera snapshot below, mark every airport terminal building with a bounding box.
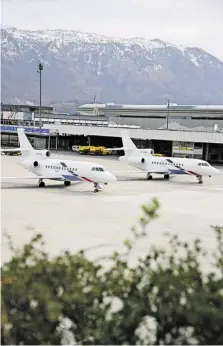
[77,103,223,132]
[1,103,223,163]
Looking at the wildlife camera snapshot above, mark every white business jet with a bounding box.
[108,131,220,184]
[0,128,116,192]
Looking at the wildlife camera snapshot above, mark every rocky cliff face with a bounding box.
[1,26,223,106]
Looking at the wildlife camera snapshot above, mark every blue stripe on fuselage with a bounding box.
[62,174,82,181]
[168,169,187,175]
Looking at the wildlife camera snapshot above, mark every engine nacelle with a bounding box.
[148,149,154,155]
[33,161,39,167]
[36,149,51,157]
[45,150,51,157]
[128,157,147,165]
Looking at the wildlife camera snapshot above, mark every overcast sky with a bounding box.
[2,0,223,61]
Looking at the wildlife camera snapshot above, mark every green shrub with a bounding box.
[1,198,223,345]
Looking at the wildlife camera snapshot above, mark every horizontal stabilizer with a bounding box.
[106,147,133,151]
[0,148,28,152]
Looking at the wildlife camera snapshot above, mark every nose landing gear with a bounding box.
[93,182,104,193]
[94,182,99,193]
[197,175,203,184]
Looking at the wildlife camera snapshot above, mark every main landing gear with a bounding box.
[197,175,203,184]
[146,173,153,180]
[164,174,170,180]
[64,180,71,186]
[38,179,45,188]
[146,173,170,180]
[38,179,71,187]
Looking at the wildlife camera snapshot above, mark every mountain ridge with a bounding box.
[1,26,223,106]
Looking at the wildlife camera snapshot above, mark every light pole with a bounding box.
[167,98,170,130]
[37,62,43,128]
[1,102,3,123]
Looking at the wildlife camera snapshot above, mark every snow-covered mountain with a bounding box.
[1,26,223,105]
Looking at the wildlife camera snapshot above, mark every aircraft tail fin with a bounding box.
[0,129,34,157]
[17,128,34,156]
[121,131,136,155]
[106,131,137,156]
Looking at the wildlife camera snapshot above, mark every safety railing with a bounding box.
[1,119,223,133]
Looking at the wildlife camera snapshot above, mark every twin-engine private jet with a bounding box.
[0,128,116,193]
[108,131,220,184]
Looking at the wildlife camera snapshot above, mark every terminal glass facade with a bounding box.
[172,141,203,159]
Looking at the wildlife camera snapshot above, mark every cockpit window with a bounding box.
[198,162,209,166]
[92,167,104,171]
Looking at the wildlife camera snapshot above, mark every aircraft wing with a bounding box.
[0,175,62,180]
[0,175,84,185]
[112,169,169,174]
[1,167,95,185]
[60,163,95,184]
[61,173,94,184]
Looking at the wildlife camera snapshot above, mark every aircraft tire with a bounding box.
[147,174,152,180]
[64,181,71,186]
[164,174,170,180]
[39,181,45,187]
[94,188,99,193]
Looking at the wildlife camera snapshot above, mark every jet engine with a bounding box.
[128,157,147,165]
[33,160,39,167]
[147,149,154,155]
[36,149,51,157]
[45,150,51,157]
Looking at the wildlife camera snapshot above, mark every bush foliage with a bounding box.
[1,198,223,345]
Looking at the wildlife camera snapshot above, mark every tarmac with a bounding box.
[1,153,223,265]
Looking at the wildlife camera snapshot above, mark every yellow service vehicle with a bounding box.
[95,146,111,155]
[89,146,113,155]
[90,146,103,155]
[78,146,94,154]
[101,147,113,155]
[78,145,113,155]
[91,146,113,155]
[2,150,21,156]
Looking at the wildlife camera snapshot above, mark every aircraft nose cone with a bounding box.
[108,172,117,182]
[213,167,221,174]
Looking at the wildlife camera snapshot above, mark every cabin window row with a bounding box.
[45,165,77,171]
[152,162,184,166]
